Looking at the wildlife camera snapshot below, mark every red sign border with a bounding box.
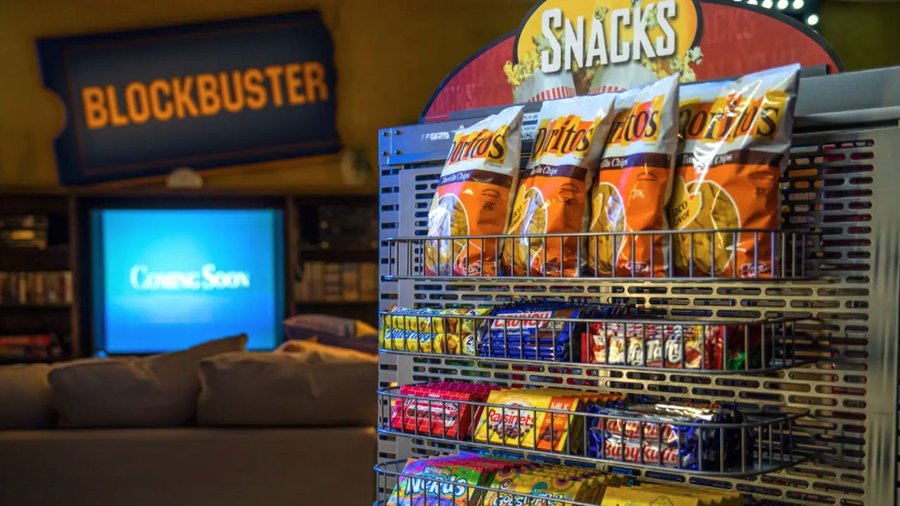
[420,0,843,123]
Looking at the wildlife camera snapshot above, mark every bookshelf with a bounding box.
[0,188,379,362]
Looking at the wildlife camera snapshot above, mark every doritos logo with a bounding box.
[607,95,664,146]
[679,90,787,142]
[447,127,508,165]
[532,116,596,158]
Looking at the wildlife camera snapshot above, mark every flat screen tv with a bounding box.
[90,208,285,354]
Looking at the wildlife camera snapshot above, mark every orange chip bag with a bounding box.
[503,95,616,277]
[426,105,525,277]
[588,75,679,277]
[668,65,799,278]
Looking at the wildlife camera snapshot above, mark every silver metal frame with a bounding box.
[377,66,900,505]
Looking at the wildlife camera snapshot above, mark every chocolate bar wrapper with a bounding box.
[587,402,745,470]
[390,383,494,439]
[444,308,491,356]
[594,433,696,468]
[381,306,447,353]
[480,303,584,361]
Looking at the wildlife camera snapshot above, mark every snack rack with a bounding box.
[375,66,900,505]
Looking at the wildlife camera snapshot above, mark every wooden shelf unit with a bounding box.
[0,188,379,360]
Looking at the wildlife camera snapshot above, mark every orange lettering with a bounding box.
[171,77,199,118]
[196,73,221,116]
[243,69,266,110]
[105,85,129,127]
[81,86,107,129]
[124,82,150,124]
[149,79,173,121]
[303,62,328,103]
[284,63,305,105]
[219,71,245,113]
[263,65,285,106]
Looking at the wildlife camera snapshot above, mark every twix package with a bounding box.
[668,65,800,278]
[588,75,679,277]
[426,106,525,277]
[503,95,616,277]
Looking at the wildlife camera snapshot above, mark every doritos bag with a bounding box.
[426,106,525,277]
[503,95,616,277]
[668,65,799,278]
[588,75,679,277]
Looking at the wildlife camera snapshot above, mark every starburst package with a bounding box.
[668,64,800,278]
[426,105,525,277]
[588,75,679,277]
[503,95,616,277]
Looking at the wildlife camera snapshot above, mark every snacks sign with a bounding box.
[423,0,840,122]
[37,12,340,185]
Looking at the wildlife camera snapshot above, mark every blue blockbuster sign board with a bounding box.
[37,11,340,185]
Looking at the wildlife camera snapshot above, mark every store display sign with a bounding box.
[423,0,841,122]
[38,12,340,185]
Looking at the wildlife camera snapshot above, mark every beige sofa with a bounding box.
[0,427,375,506]
[0,338,378,506]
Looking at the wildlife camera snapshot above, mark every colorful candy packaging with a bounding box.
[481,468,597,506]
[426,105,525,277]
[668,65,800,278]
[587,401,744,471]
[588,75,679,277]
[380,306,491,356]
[474,389,551,448]
[388,460,488,506]
[443,307,491,356]
[389,382,496,439]
[503,94,616,277]
[478,303,583,361]
[380,306,446,353]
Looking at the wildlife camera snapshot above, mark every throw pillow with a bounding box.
[49,334,246,427]
[277,339,377,363]
[0,364,54,429]
[197,349,376,427]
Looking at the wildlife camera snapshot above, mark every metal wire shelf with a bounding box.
[380,308,814,374]
[377,385,808,477]
[383,228,817,281]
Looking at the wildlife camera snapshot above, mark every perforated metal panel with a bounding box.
[377,68,900,506]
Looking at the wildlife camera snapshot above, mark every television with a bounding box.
[90,208,285,354]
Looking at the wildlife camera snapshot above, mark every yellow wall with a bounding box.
[0,0,896,191]
[819,1,900,71]
[0,0,530,191]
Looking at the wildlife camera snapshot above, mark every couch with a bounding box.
[0,336,378,506]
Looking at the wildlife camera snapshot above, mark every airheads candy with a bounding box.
[668,64,800,278]
[588,74,679,278]
[426,105,525,277]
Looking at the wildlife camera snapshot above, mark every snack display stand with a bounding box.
[374,66,900,505]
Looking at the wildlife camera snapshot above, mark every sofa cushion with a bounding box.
[276,339,377,363]
[0,364,54,429]
[49,335,246,427]
[197,350,376,427]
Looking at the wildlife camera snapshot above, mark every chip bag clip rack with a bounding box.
[426,105,525,277]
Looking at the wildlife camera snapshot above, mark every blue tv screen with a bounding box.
[91,208,285,354]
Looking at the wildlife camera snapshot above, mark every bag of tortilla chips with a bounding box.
[503,95,616,277]
[426,105,525,277]
[588,75,679,277]
[668,65,799,278]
